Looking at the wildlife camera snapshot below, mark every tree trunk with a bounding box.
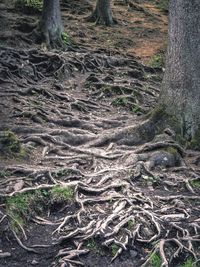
[159,0,200,142]
[41,0,64,48]
[87,0,115,26]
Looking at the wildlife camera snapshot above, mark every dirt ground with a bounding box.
[0,1,200,267]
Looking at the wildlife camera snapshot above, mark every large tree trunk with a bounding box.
[41,0,64,48]
[159,0,200,142]
[87,0,115,26]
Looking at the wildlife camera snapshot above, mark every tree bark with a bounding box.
[159,0,200,141]
[41,0,64,48]
[87,0,115,26]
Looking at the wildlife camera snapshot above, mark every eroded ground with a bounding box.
[0,1,200,267]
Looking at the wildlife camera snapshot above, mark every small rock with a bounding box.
[130,250,137,258]
[31,260,39,265]
[13,180,24,191]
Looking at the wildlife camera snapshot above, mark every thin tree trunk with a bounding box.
[159,0,200,142]
[41,0,63,48]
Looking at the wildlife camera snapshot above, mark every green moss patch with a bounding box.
[0,130,25,158]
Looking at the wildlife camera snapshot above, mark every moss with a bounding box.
[0,130,26,158]
[163,146,178,155]
[190,180,200,189]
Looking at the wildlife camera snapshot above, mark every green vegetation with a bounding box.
[150,252,162,267]
[5,186,74,232]
[112,97,128,107]
[50,185,74,203]
[15,0,43,14]
[180,257,195,267]
[6,190,48,231]
[0,130,25,158]
[127,219,135,230]
[131,104,141,113]
[163,146,178,155]
[148,53,165,68]
[54,168,78,178]
[155,0,169,13]
[61,32,70,45]
[111,244,119,256]
[86,239,105,256]
[190,179,200,189]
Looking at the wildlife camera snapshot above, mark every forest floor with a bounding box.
[0,0,200,267]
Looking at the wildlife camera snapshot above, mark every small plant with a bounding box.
[150,252,162,267]
[190,179,200,189]
[112,97,128,107]
[15,0,43,14]
[127,219,135,230]
[111,244,119,257]
[50,185,74,203]
[148,54,165,68]
[131,104,141,113]
[180,257,195,267]
[86,239,97,250]
[61,32,70,45]
[86,239,105,256]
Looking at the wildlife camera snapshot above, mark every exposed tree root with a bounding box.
[0,46,199,267]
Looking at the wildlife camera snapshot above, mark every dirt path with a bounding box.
[0,1,200,267]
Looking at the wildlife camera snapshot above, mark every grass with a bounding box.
[50,185,74,203]
[131,104,141,113]
[5,185,74,232]
[148,54,165,68]
[180,257,195,267]
[150,252,162,267]
[111,244,119,257]
[6,190,47,231]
